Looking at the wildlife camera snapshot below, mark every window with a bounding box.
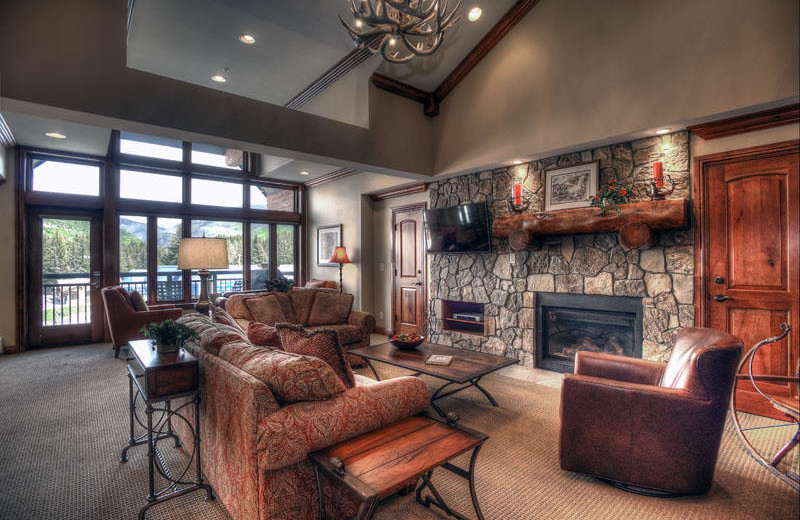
[119,215,148,298]
[119,169,183,203]
[157,218,183,301]
[120,132,183,161]
[192,143,243,170]
[250,224,270,291]
[31,159,100,196]
[191,178,243,208]
[250,185,296,212]
[191,220,243,297]
[277,224,296,283]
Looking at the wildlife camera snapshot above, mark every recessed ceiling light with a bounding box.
[239,34,256,44]
[656,128,670,135]
[45,132,67,139]
[299,171,310,176]
[468,7,482,22]
[512,159,523,165]
[211,74,227,83]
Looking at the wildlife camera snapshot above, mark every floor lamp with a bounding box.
[328,246,351,293]
[178,237,229,315]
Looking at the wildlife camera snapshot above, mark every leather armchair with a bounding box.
[101,286,182,357]
[559,327,743,495]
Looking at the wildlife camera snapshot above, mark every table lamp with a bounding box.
[178,237,229,315]
[328,246,351,293]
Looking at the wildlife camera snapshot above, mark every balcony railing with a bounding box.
[42,273,91,326]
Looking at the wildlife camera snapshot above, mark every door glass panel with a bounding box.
[250,224,270,290]
[32,159,100,196]
[190,220,243,297]
[157,218,183,301]
[41,218,91,325]
[119,215,148,298]
[276,224,296,283]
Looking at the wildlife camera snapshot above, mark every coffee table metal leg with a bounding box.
[363,358,381,381]
[416,444,485,520]
[467,444,486,520]
[470,377,499,407]
[431,376,500,407]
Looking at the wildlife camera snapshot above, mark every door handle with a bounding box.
[412,281,423,286]
[713,294,733,302]
[90,271,102,289]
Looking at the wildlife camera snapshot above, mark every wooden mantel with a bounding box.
[493,199,689,250]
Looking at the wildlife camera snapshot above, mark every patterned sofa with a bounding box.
[216,287,375,365]
[173,313,430,520]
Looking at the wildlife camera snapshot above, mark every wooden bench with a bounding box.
[309,414,487,520]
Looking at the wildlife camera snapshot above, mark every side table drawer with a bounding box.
[147,363,198,399]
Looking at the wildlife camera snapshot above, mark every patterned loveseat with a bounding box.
[173,314,430,520]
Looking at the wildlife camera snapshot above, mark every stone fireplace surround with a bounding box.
[427,131,694,368]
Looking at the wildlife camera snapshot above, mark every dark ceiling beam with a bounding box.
[372,0,541,117]
[687,103,800,140]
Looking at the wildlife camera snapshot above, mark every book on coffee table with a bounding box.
[426,354,453,366]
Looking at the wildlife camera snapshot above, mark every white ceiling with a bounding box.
[127,0,518,107]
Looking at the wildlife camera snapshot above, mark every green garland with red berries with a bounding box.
[590,179,631,215]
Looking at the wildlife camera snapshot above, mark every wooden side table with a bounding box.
[120,339,214,520]
[310,414,487,520]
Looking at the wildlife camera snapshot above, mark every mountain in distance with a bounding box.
[119,217,241,247]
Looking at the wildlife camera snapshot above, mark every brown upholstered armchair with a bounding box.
[101,286,182,358]
[559,327,743,495]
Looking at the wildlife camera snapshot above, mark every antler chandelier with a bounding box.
[340,0,461,63]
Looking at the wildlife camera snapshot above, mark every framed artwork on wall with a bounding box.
[543,161,599,211]
[317,224,342,266]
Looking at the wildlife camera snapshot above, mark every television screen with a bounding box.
[423,202,491,253]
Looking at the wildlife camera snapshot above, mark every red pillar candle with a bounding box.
[513,184,522,205]
[653,161,664,188]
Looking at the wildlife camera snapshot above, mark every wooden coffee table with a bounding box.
[350,342,517,418]
[310,414,487,520]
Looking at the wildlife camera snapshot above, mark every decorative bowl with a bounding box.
[388,334,425,350]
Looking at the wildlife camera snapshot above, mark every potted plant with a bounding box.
[141,320,199,354]
[265,276,293,293]
[590,179,631,216]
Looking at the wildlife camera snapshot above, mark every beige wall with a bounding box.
[433,0,799,175]
[371,190,430,332]
[0,147,16,350]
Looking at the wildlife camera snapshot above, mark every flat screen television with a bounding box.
[423,202,491,253]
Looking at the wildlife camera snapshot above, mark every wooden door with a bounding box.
[27,208,104,347]
[698,142,799,419]
[392,204,426,336]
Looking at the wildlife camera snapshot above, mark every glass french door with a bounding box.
[27,209,103,347]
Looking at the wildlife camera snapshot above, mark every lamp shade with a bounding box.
[329,246,351,264]
[178,238,229,270]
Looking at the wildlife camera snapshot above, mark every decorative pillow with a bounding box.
[212,307,246,334]
[305,279,336,289]
[307,291,354,326]
[288,288,318,326]
[218,341,346,403]
[200,323,250,356]
[130,290,148,312]
[245,293,287,326]
[270,292,297,324]
[225,292,270,321]
[276,323,355,388]
[248,322,282,348]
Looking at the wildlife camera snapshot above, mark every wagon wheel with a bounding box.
[730,323,799,491]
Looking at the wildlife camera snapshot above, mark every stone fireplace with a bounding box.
[535,292,643,373]
[427,131,693,368]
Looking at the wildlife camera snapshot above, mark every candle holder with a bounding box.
[649,175,675,200]
[507,198,530,213]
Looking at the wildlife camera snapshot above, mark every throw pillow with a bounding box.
[270,291,297,324]
[288,288,318,326]
[200,323,250,356]
[130,290,148,312]
[307,291,354,326]
[248,322,282,348]
[305,279,336,289]
[245,293,287,326]
[212,307,246,335]
[276,323,355,388]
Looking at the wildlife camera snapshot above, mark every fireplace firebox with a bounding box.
[535,292,643,373]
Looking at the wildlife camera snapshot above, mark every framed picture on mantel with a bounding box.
[317,224,342,266]
[543,161,599,211]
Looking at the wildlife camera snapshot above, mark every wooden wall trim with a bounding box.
[304,168,360,188]
[688,104,800,140]
[371,0,541,117]
[368,182,428,202]
[692,139,800,326]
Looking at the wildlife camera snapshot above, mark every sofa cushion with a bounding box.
[245,293,287,326]
[305,279,337,289]
[271,292,297,324]
[307,291,353,326]
[212,307,246,334]
[200,323,250,356]
[226,292,271,321]
[288,288,318,326]
[248,322,282,348]
[306,324,362,346]
[276,324,355,388]
[177,312,217,334]
[130,290,148,312]
[218,341,346,404]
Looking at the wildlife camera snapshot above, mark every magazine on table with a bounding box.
[425,354,452,366]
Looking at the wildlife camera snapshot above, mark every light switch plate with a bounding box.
[379,262,385,272]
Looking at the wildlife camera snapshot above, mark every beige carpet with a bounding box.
[0,344,796,520]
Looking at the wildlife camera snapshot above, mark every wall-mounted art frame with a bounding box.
[543,161,599,211]
[317,224,342,266]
